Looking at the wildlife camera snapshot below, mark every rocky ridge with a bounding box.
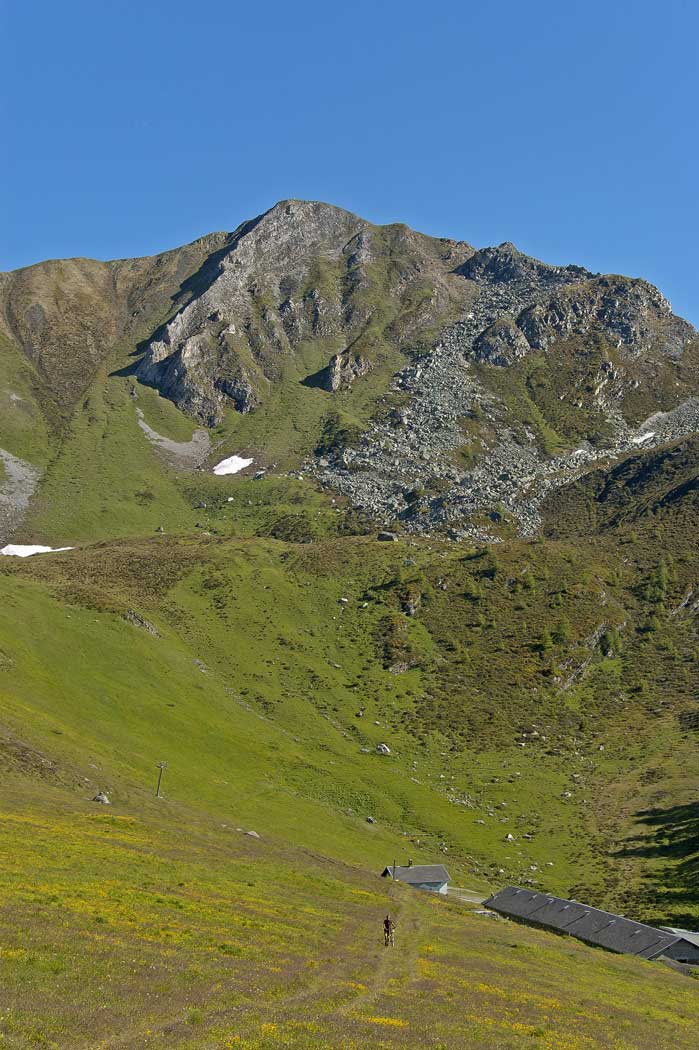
[133,203,698,540]
[135,200,471,424]
[138,204,365,421]
[308,243,698,538]
[1,200,696,543]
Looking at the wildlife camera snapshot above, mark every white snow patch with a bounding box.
[631,431,655,445]
[212,455,254,476]
[1,544,74,558]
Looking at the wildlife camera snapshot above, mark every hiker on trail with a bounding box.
[383,914,396,947]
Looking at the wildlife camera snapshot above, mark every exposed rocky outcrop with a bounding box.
[0,448,39,544]
[312,350,372,392]
[1,199,696,543]
[309,229,697,539]
[135,202,369,422]
[516,276,693,357]
[470,275,692,369]
[123,609,160,636]
[458,242,588,289]
[473,317,530,366]
[134,201,471,423]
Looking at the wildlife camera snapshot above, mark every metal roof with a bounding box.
[382,864,451,885]
[483,886,683,960]
[660,927,699,948]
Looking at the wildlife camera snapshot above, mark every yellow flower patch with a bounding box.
[0,947,29,960]
[476,981,507,998]
[365,1016,409,1027]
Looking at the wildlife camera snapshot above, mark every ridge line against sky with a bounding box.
[2,0,698,324]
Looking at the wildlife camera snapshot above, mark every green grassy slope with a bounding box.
[2,515,698,919]
[2,780,697,1050]
[1,214,698,1047]
[2,461,699,1046]
[0,333,52,468]
[22,371,200,543]
[1,532,698,1047]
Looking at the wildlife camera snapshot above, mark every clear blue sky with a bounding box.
[2,0,697,323]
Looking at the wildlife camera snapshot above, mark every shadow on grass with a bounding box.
[616,801,699,926]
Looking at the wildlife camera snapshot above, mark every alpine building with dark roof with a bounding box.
[484,886,699,964]
[381,863,451,894]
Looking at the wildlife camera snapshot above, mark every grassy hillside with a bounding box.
[2,515,699,913]
[2,781,698,1049]
[1,533,698,1047]
[0,359,697,1046]
[1,208,698,1046]
[2,479,699,1047]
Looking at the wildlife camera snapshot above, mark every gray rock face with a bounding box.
[136,201,369,423]
[458,242,588,288]
[467,273,691,368]
[128,198,698,540]
[135,201,470,425]
[473,317,530,366]
[0,448,39,544]
[315,350,372,392]
[516,276,693,356]
[123,609,159,636]
[309,237,697,539]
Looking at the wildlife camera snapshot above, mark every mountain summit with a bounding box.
[0,199,697,543]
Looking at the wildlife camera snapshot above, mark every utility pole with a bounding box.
[393,857,397,880]
[155,761,168,798]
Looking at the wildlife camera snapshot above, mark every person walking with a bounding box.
[383,914,396,947]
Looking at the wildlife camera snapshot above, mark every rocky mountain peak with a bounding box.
[1,199,696,547]
[134,200,466,425]
[516,275,692,358]
[459,242,590,289]
[220,199,367,276]
[122,202,699,540]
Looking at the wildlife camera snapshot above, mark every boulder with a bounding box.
[123,609,159,637]
[316,350,372,392]
[473,317,531,366]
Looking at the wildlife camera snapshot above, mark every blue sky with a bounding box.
[2,0,697,323]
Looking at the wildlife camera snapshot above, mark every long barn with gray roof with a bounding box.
[484,886,699,963]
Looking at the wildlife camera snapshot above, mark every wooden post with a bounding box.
[155,761,167,798]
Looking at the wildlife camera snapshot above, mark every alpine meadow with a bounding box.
[1,197,698,1050]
